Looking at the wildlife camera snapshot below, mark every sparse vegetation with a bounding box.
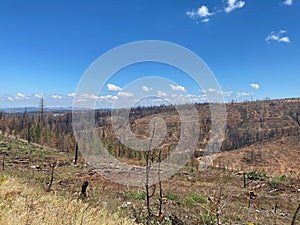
[180,192,207,208]
[125,190,147,201]
[164,190,178,201]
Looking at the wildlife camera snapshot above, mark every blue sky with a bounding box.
[0,0,299,108]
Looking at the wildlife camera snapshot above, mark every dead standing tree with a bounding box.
[74,142,79,165]
[145,122,156,224]
[157,150,163,219]
[1,151,9,171]
[291,203,300,225]
[47,161,56,191]
[80,181,89,200]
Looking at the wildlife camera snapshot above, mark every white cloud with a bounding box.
[117,91,133,97]
[142,86,152,92]
[67,92,76,97]
[197,5,214,17]
[250,83,260,89]
[52,95,62,99]
[171,94,207,103]
[186,10,197,19]
[206,88,217,92]
[17,92,26,98]
[107,84,122,91]
[34,93,43,98]
[279,37,290,43]
[283,0,293,5]
[237,92,253,97]
[169,84,185,91]
[186,5,214,22]
[201,18,210,23]
[76,94,118,102]
[8,97,14,101]
[98,95,118,100]
[157,90,168,97]
[265,30,291,43]
[79,94,98,100]
[221,91,234,97]
[224,0,245,13]
[14,92,29,100]
[204,88,233,96]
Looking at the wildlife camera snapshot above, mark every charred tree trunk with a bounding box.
[80,181,89,199]
[74,142,78,164]
[47,162,56,191]
[27,123,31,144]
[291,203,300,225]
[158,150,163,219]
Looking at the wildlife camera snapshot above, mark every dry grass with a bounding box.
[0,175,136,225]
[213,135,300,177]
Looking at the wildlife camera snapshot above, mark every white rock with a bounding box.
[126,201,133,208]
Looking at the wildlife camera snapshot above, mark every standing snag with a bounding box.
[80,181,89,199]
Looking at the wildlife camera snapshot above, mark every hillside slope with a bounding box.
[0,175,135,225]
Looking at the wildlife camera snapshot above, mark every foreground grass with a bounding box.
[0,175,135,225]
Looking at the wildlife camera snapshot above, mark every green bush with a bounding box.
[269,175,288,188]
[164,191,178,201]
[125,190,146,200]
[180,192,207,208]
[246,170,268,181]
[0,175,7,185]
[200,211,217,225]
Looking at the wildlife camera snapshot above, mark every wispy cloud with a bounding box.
[221,91,234,97]
[142,86,152,92]
[265,30,290,43]
[76,94,118,102]
[187,1,245,23]
[250,83,260,89]
[15,92,28,100]
[237,92,253,98]
[107,84,122,91]
[201,18,210,23]
[169,84,185,91]
[52,95,62,99]
[98,95,118,100]
[6,92,30,101]
[283,0,293,6]
[224,0,245,13]
[157,90,168,97]
[17,93,26,98]
[34,93,43,98]
[117,91,133,97]
[186,5,214,22]
[67,92,76,98]
[204,88,233,97]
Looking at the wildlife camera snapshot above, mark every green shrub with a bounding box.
[125,190,146,200]
[200,211,217,225]
[269,175,288,188]
[181,192,207,208]
[246,170,267,181]
[0,175,7,185]
[164,191,178,201]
